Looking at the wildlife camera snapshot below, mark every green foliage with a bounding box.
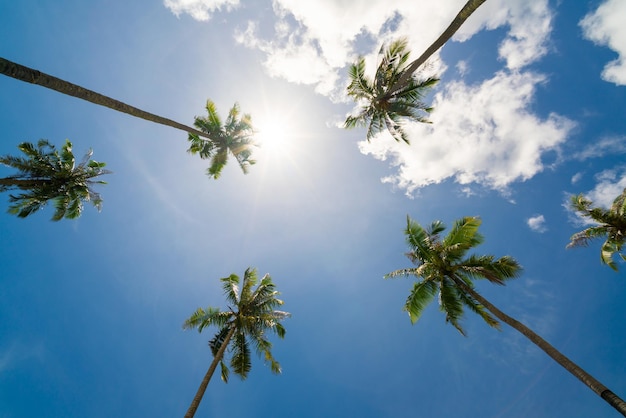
[568,189,626,271]
[188,100,256,179]
[183,267,290,383]
[0,139,109,220]
[386,216,521,335]
[344,38,439,144]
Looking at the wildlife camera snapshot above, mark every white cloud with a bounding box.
[455,0,553,69]
[358,71,574,195]
[163,0,239,21]
[586,169,626,209]
[573,136,626,160]
[571,172,583,184]
[565,168,626,226]
[456,60,469,76]
[580,0,626,85]
[235,0,555,97]
[235,21,340,97]
[527,214,547,233]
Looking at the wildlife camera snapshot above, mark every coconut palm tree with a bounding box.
[0,57,210,139]
[187,100,256,179]
[0,139,109,220]
[386,216,626,416]
[568,189,626,271]
[344,0,488,142]
[344,38,439,144]
[182,268,290,418]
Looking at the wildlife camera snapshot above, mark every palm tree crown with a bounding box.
[387,215,626,416]
[182,268,290,418]
[0,139,109,220]
[344,38,439,144]
[386,216,520,333]
[187,100,256,179]
[568,189,626,271]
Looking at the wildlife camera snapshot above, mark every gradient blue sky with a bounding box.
[1,0,625,417]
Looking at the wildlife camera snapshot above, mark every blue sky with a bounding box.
[1,0,625,417]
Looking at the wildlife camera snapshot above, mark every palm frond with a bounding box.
[221,274,241,306]
[205,100,222,130]
[404,279,438,324]
[443,217,483,254]
[209,326,231,357]
[461,254,521,284]
[182,307,230,332]
[207,149,229,179]
[439,278,466,336]
[405,216,433,256]
[230,332,252,379]
[456,283,500,329]
[601,240,620,271]
[219,360,230,383]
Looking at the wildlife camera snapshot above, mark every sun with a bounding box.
[253,116,293,157]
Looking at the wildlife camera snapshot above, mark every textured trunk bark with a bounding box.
[451,275,626,416]
[385,0,487,98]
[184,326,236,418]
[0,57,211,140]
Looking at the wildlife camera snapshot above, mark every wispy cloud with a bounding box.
[580,0,626,85]
[572,136,626,160]
[585,168,626,209]
[565,167,626,226]
[358,71,574,195]
[0,340,45,374]
[163,0,239,21]
[527,215,547,233]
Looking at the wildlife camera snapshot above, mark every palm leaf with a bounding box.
[405,279,438,324]
[230,332,252,379]
[439,278,466,335]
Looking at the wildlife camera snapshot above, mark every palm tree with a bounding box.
[182,268,290,418]
[344,38,439,144]
[386,216,626,416]
[187,100,256,179]
[386,0,488,97]
[344,0,488,142]
[0,139,109,220]
[0,57,210,139]
[567,189,626,271]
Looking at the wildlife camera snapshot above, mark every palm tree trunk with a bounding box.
[451,276,626,416]
[184,326,236,418]
[0,57,211,140]
[385,0,487,98]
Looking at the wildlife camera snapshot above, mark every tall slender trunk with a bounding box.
[385,0,487,99]
[0,57,211,140]
[184,326,236,418]
[451,275,626,416]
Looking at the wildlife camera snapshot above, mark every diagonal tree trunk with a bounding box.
[384,0,488,99]
[0,57,211,140]
[184,326,236,418]
[451,275,626,416]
